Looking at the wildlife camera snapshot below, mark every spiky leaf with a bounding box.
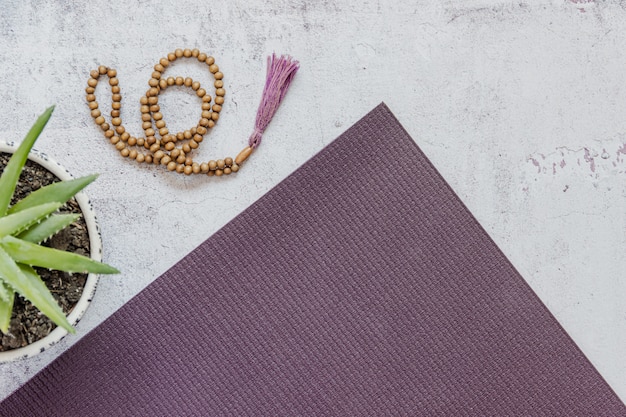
[18,213,80,244]
[0,202,61,237]
[0,106,55,217]
[0,278,12,303]
[8,174,98,214]
[0,235,119,274]
[0,281,14,333]
[0,246,73,333]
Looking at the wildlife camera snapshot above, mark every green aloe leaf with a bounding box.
[8,174,98,214]
[0,106,55,217]
[0,202,61,237]
[18,213,80,244]
[0,235,119,274]
[0,246,73,333]
[0,278,12,303]
[0,281,14,333]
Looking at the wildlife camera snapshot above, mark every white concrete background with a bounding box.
[0,0,624,404]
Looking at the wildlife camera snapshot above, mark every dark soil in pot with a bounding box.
[0,152,90,351]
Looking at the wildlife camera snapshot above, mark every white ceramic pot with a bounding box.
[0,142,102,362]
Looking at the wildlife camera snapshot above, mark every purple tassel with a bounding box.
[248,54,300,148]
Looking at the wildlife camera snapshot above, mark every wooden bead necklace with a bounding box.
[86,49,299,176]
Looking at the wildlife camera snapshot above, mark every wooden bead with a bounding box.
[90,51,237,178]
[235,146,253,165]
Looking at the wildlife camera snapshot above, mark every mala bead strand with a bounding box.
[86,50,240,176]
[87,51,299,177]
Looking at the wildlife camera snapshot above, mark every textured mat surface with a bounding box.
[2,103,624,416]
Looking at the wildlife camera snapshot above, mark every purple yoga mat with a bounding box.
[1,104,624,416]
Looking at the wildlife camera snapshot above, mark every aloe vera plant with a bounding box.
[0,106,118,335]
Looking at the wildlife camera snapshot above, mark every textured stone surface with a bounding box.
[0,0,624,403]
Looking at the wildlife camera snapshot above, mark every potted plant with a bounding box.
[0,106,118,362]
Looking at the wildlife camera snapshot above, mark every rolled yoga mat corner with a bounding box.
[2,103,624,416]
